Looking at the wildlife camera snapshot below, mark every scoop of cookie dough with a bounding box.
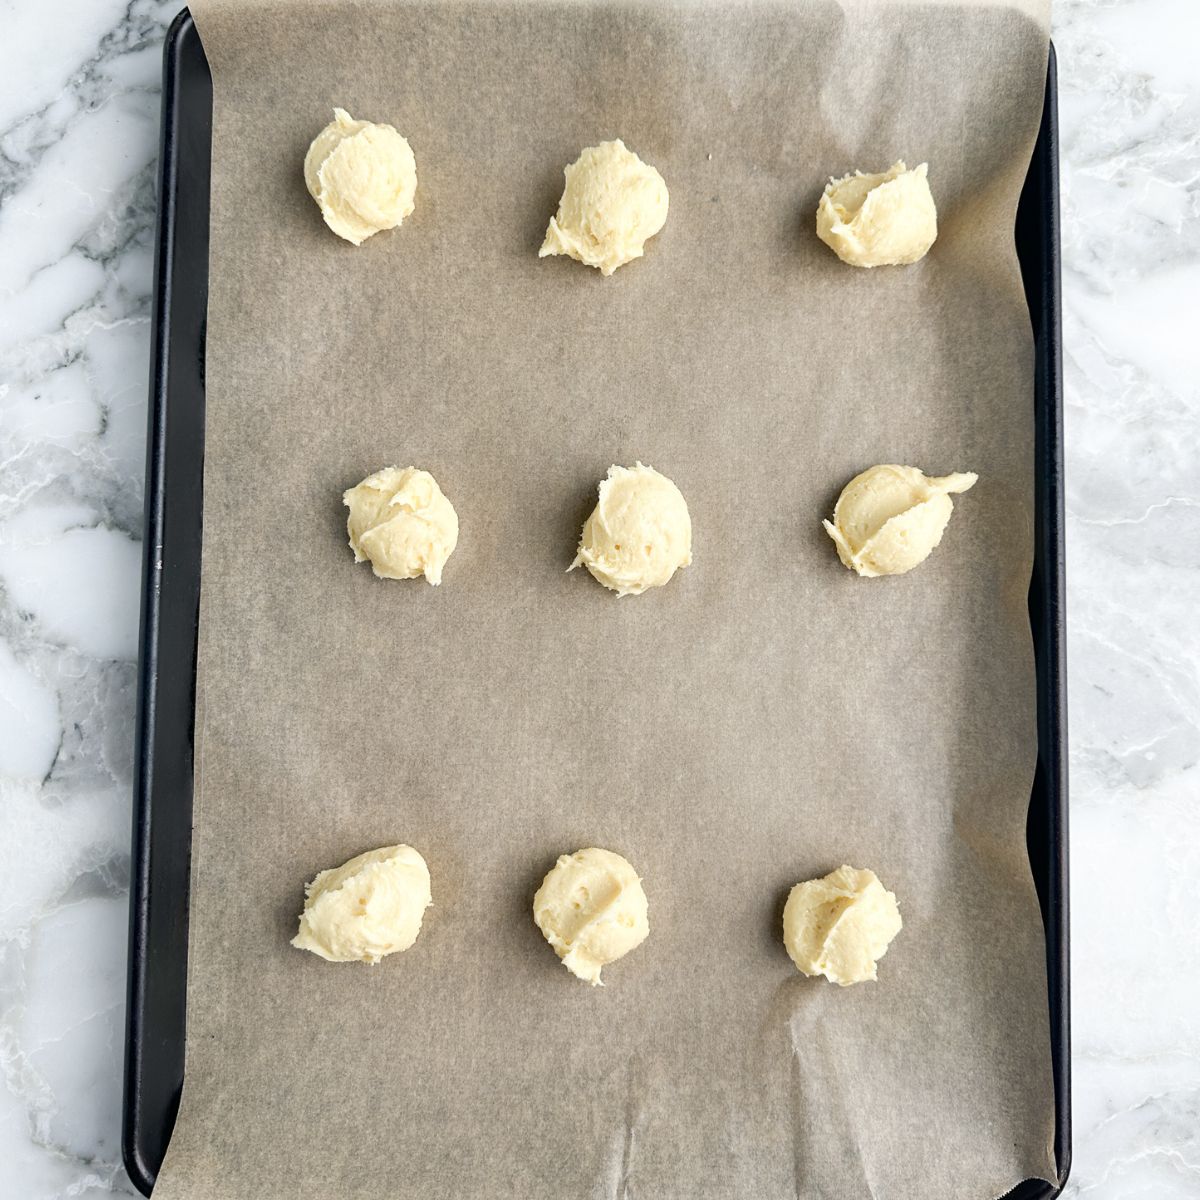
[540,139,669,275]
[304,108,417,245]
[344,466,459,585]
[816,161,937,267]
[783,865,902,986]
[823,464,977,578]
[533,848,650,986]
[571,463,692,596]
[292,845,432,964]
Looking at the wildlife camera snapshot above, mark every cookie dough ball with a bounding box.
[783,865,902,986]
[304,108,417,245]
[344,466,459,585]
[816,161,937,268]
[533,848,650,985]
[540,139,669,276]
[823,464,977,578]
[571,463,692,596]
[292,845,432,964]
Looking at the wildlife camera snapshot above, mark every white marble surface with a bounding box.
[0,1,1196,1195]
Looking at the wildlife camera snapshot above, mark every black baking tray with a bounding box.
[123,10,1070,1196]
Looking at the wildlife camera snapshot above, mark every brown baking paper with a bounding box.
[154,1,1056,1196]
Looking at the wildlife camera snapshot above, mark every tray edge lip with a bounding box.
[1042,39,1073,1200]
[121,8,196,1197]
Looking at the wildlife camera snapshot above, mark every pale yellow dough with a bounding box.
[533,848,650,986]
[344,466,459,585]
[571,463,692,596]
[292,845,432,964]
[816,161,937,268]
[304,108,417,245]
[823,464,978,578]
[540,139,669,275]
[783,865,902,986]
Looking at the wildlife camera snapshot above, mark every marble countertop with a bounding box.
[1,1,1196,1195]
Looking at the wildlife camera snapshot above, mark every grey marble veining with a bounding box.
[1,3,183,1194]
[1054,2,1200,1197]
[0,1,1197,1195]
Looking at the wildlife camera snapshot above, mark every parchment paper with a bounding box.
[155,1,1056,1196]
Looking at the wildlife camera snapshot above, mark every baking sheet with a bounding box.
[153,1,1056,1196]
